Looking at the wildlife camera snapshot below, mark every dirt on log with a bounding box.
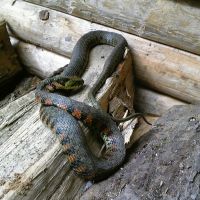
[80,105,200,200]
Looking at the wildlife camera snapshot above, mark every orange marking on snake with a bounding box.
[67,154,76,163]
[84,114,93,125]
[44,98,53,105]
[72,108,82,119]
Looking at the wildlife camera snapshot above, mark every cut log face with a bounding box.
[80,105,200,200]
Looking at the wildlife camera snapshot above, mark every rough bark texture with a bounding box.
[80,105,200,200]
[0,20,21,91]
[23,0,200,55]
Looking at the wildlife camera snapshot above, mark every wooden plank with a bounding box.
[1,1,200,103]
[0,38,136,199]
[22,0,200,55]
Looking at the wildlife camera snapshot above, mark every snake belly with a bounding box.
[35,30,128,180]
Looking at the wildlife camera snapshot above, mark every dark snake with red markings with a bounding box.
[35,30,127,180]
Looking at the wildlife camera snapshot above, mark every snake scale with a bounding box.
[35,30,128,181]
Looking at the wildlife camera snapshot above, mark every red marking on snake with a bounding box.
[72,108,82,119]
[84,114,93,126]
[59,104,67,111]
[44,98,53,105]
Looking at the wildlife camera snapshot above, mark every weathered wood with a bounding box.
[1,1,200,103]
[0,41,135,199]
[10,37,69,79]
[0,20,21,90]
[135,86,186,116]
[80,105,200,200]
[23,0,200,55]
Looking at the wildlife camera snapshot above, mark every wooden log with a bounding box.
[0,38,136,199]
[23,0,200,55]
[135,86,186,116]
[1,1,200,103]
[0,20,22,90]
[10,37,69,78]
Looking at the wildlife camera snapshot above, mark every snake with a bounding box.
[35,30,128,181]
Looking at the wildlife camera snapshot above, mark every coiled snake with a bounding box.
[35,30,128,180]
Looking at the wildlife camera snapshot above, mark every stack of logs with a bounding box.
[0,0,200,199]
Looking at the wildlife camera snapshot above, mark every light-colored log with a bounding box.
[23,0,200,55]
[1,0,200,103]
[10,37,69,78]
[135,86,187,116]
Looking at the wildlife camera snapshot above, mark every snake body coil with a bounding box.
[35,31,128,180]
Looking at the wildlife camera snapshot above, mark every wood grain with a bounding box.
[23,0,200,55]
